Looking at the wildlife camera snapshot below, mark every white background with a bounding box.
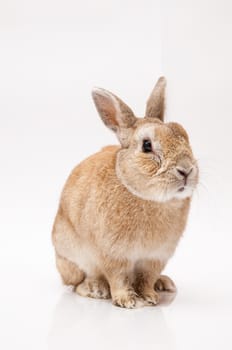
[0,1,232,349]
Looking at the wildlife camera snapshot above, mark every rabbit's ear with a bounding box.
[145,77,166,121]
[92,88,136,146]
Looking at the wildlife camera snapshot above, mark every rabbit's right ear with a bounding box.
[145,76,166,121]
[92,88,136,146]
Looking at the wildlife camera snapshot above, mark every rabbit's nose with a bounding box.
[176,167,193,179]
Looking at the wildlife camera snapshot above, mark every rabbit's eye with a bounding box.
[142,139,152,153]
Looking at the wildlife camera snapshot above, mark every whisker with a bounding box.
[193,187,201,201]
[196,181,210,195]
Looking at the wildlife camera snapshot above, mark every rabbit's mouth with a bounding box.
[178,186,185,192]
[174,182,196,200]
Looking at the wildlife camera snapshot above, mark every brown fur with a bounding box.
[52,77,198,308]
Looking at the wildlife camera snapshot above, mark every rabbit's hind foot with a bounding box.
[155,275,177,293]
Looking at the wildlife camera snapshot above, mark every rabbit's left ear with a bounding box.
[92,87,136,146]
[145,77,166,121]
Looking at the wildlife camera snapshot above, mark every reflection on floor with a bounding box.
[48,289,176,350]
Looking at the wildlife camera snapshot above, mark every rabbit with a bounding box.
[52,77,199,308]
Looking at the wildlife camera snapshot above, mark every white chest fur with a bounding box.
[124,239,177,265]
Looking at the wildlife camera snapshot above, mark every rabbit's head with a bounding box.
[92,77,198,202]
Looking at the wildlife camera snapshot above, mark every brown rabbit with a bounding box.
[52,77,199,308]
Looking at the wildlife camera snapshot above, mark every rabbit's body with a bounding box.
[53,145,190,271]
[52,78,198,308]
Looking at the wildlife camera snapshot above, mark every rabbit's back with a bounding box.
[60,145,120,226]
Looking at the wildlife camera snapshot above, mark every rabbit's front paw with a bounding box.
[76,277,110,299]
[112,290,138,309]
[141,289,159,306]
[155,275,177,292]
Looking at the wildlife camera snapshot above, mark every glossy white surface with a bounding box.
[1,257,232,350]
